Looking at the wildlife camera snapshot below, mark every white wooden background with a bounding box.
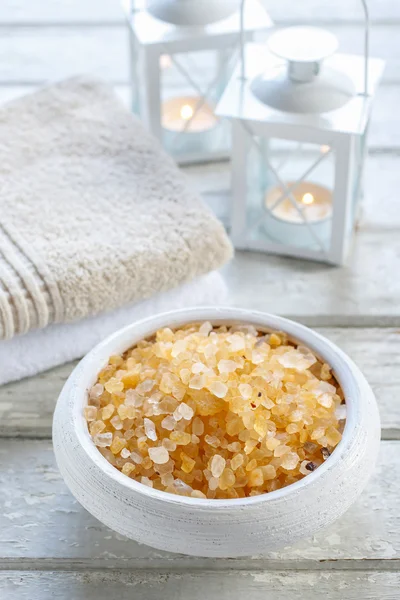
[1,1,400,598]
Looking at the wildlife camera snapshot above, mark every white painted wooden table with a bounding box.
[1,1,400,598]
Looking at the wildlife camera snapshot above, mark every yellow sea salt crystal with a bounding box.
[248,468,263,487]
[210,454,226,478]
[89,420,106,436]
[101,404,115,420]
[148,446,169,465]
[219,468,235,490]
[104,377,124,394]
[261,465,276,480]
[84,406,97,422]
[170,431,191,445]
[121,462,135,476]
[254,413,269,437]
[208,381,228,399]
[180,452,196,473]
[281,452,299,470]
[230,453,244,471]
[110,436,127,455]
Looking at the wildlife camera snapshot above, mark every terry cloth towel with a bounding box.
[0,271,227,386]
[0,76,232,341]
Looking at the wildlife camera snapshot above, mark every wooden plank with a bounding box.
[0,25,397,85]
[0,361,77,438]
[0,439,399,569]
[0,328,398,439]
[222,230,400,327]
[0,0,398,25]
[0,27,129,85]
[0,0,124,25]
[269,0,400,24]
[1,571,400,599]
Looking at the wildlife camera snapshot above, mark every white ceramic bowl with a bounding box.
[53,308,380,558]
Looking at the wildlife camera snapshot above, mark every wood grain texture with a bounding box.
[0,361,77,438]
[268,0,400,24]
[1,328,398,439]
[1,571,400,600]
[0,25,397,85]
[0,0,123,24]
[0,0,398,25]
[222,232,400,327]
[0,439,398,568]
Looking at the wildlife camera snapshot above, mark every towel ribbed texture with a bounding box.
[0,76,232,340]
[0,271,227,385]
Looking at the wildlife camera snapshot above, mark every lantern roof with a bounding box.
[146,0,240,27]
[124,0,272,52]
[216,43,385,138]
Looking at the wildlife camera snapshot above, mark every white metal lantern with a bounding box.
[123,0,272,164]
[216,2,385,265]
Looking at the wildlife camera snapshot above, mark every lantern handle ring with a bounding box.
[239,0,370,96]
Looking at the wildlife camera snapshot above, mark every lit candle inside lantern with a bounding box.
[159,54,172,69]
[162,96,217,133]
[162,96,219,155]
[264,182,333,247]
[302,192,314,205]
[180,104,193,120]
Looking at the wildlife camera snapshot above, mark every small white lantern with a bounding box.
[216,3,385,265]
[123,0,272,164]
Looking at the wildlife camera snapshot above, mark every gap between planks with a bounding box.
[1,559,400,572]
[1,570,400,600]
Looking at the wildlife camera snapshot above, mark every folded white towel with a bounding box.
[0,272,227,385]
[0,76,232,340]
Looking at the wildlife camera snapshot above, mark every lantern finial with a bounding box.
[239,0,370,93]
[250,27,357,114]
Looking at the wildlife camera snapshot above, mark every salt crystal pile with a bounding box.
[84,323,345,499]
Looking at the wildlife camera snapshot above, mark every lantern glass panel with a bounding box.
[244,135,337,253]
[160,48,237,160]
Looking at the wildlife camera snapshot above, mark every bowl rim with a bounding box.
[67,306,359,508]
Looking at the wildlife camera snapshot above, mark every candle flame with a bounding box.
[302,193,315,205]
[180,104,194,120]
[160,54,172,69]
